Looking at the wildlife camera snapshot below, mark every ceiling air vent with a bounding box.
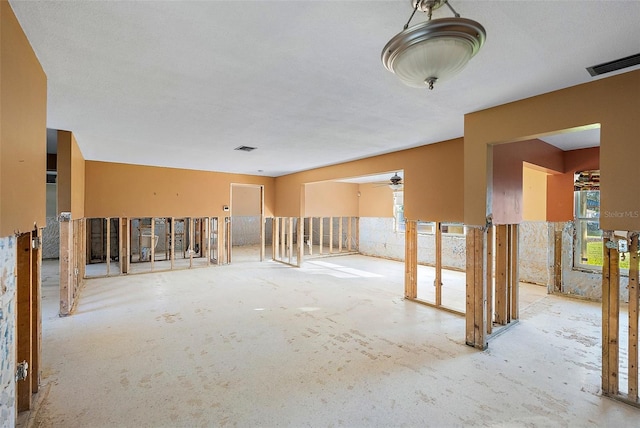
[234,145,257,152]
[586,53,640,77]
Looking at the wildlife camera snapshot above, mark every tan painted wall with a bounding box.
[84,161,275,218]
[547,147,599,222]
[0,1,47,236]
[231,185,261,216]
[57,131,85,218]
[358,183,394,218]
[304,181,359,217]
[492,139,563,224]
[275,138,464,222]
[465,70,640,228]
[523,165,548,221]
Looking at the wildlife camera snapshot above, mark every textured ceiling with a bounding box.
[10,1,640,177]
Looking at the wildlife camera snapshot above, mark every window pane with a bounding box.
[417,222,434,234]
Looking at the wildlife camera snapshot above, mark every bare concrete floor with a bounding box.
[35,256,638,427]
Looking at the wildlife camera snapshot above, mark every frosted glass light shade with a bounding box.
[394,37,473,87]
[382,17,486,89]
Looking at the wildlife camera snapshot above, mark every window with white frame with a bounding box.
[393,191,405,233]
[574,189,602,269]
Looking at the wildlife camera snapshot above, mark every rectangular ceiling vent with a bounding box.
[586,53,640,77]
[234,145,257,152]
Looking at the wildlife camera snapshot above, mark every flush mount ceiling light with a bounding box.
[382,0,486,90]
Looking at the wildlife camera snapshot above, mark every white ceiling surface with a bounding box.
[10,1,640,177]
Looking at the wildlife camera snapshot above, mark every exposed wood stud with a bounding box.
[404,221,417,299]
[189,218,194,268]
[338,217,343,253]
[319,218,324,255]
[59,217,72,316]
[347,217,352,252]
[119,218,124,274]
[260,215,265,262]
[17,232,33,411]
[602,232,620,395]
[274,217,280,261]
[297,217,304,266]
[309,218,314,256]
[279,218,284,262]
[629,233,639,400]
[495,225,508,325]
[288,217,294,265]
[329,217,334,254]
[486,225,494,334]
[170,217,175,270]
[204,217,211,266]
[31,229,42,393]
[466,227,487,349]
[474,227,486,349]
[510,224,519,320]
[554,222,563,292]
[435,221,443,307]
[105,218,111,276]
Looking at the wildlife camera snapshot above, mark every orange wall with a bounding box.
[0,1,47,236]
[231,185,261,216]
[57,131,85,218]
[465,70,640,229]
[492,139,563,224]
[358,183,394,217]
[522,165,548,221]
[84,161,275,218]
[275,138,464,222]
[547,147,599,222]
[304,181,359,217]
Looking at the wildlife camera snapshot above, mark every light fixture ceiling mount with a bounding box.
[382,0,486,90]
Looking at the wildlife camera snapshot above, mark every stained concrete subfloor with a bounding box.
[34,255,638,427]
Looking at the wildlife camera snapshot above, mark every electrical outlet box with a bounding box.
[619,239,628,253]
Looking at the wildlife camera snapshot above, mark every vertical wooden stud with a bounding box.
[466,226,487,349]
[260,215,265,262]
[553,222,563,293]
[628,233,639,400]
[510,224,519,321]
[319,218,324,255]
[279,218,284,261]
[274,217,280,261]
[17,232,33,411]
[150,218,155,271]
[288,217,294,264]
[297,217,304,266]
[118,218,124,274]
[106,218,111,276]
[404,221,417,299]
[338,217,343,253]
[31,229,42,393]
[59,215,72,316]
[329,217,334,254]
[486,225,494,334]
[495,225,508,325]
[435,221,443,307]
[602,232,620,395]
[309,217,314,256]
[170,217,175,270]
[189,218,194,268]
